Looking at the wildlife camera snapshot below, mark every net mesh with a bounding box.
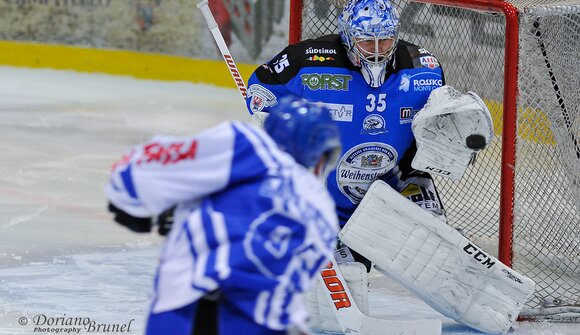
[296,0,579,315]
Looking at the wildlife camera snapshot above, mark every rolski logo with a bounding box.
[424,166,451,176]
[399,73,442,92]
[320,263,351,309]
[224,54,246,98]
[413,78,443,92]
[305,47,337,55]
[463,242,496,269]
[307,55,334,62]
[301,73,352,91]
[136,140,198,165]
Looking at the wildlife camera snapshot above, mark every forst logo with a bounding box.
[301,73,352,91]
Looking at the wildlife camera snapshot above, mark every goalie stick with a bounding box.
[197,4,441,333]
[197,0,248,103]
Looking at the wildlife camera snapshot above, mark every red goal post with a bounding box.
[289,0,579,320]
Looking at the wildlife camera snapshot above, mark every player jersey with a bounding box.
[105,121,339,331]
[246,34,445,225]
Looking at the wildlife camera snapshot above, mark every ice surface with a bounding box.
[0,67,577,335]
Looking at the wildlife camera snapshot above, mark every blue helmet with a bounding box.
[338,0,400,87]
[264,97,342,177]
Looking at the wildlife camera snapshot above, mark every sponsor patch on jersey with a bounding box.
[399,72,442,93]
[418,47,431,55]
[399,74,411,92]
[337,143,398,204]
[419,56,440,69]
[305,47,337,55]
[361,114,387,135]
[307,55,335,62]
[248,84,277,113]
[301,73,352,91]
[399,107,416,124]
[413,77,443,92]
[400,183,442,212]
[325,103,353,122]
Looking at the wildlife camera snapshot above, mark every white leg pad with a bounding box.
[339,180,535,334]
[306,262,369,333]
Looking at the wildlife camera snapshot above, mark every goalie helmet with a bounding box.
[265,97,342,178]
[338,0,400,87]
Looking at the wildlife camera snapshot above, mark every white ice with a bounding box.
[0,66,577,335]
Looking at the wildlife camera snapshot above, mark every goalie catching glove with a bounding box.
[412,85,494,179]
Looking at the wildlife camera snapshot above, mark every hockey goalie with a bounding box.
[306,85,535,335]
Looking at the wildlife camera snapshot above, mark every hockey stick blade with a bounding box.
[319,257,441,335]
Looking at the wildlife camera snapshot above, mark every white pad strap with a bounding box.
[340,180,535,334]
[412,85,494,179]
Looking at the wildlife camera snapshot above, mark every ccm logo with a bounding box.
[463,243,496,269]
[424,166,451,175]
[320,263,352,310]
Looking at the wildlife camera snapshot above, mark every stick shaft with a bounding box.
[197,0,248,102]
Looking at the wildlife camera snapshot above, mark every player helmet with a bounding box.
[265,97,342,178]
[338,0,400,87]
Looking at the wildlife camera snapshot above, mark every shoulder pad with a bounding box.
[395,40,442,71]
[255,35,352,84]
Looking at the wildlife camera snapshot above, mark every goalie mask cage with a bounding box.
[289,0,579,320]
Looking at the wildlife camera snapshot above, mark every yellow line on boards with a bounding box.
[0,40,256,89]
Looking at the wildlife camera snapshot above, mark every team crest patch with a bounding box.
[337,143,398,204]
[361,114,387,135]
[420,56,440,69]
[248,84,277,113]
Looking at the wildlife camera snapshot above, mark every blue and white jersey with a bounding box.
[246,35,445,225]
[105,121,339,331]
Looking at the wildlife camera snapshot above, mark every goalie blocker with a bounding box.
[339,180,535,334]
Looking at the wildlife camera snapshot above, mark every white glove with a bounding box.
[412,85,494,180]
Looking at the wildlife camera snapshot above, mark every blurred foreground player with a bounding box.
[105,97,342,335]
[246,0,535,333]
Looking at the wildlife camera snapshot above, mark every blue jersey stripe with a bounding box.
[119,165,138,199]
